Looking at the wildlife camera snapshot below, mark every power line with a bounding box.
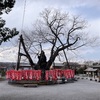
[70,50,86,61]
[21,0,27,33]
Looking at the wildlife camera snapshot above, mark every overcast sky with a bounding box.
[0,0,100,63]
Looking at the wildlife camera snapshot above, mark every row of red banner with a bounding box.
[6,69,74,81]
[45,69,74,81]
[6,70,41,81]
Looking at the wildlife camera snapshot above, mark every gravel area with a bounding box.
[0,79,100,100]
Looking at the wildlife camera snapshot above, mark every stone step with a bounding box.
[23,84,38,87]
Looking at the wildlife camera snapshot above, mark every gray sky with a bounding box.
[0,0,100,63]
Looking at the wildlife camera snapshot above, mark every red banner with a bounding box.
[6,69,74,81]
[45,71,49,81]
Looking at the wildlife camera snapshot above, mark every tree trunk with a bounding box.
[16,35,35,70]
[46,51,58,70]
[21,35,35,67]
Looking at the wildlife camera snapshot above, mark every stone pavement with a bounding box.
[0,79,100,100]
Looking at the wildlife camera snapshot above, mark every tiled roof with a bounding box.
[85,68,97,72]
[92,65,100,68]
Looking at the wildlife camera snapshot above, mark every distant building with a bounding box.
[63,62,81,69]
[0,66,7,76]
[52,63,64,69]
[85,67,98,77]
[0,62,16,70]
[92,64,100,70]
[52,62,81,69]
[0,66,7,72]
[85,64,100,78]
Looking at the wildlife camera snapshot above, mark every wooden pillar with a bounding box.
[98,70,100,82]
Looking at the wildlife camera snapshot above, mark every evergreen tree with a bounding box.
[0,0,19,45]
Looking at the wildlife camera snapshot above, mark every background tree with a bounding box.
[23,8,96,70]
[0,0,19,45]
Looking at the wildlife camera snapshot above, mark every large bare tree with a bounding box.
[23,8,94,70]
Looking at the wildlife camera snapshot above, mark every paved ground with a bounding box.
[0,79,100,100]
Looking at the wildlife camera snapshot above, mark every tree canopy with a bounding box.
[23,8,95,69]
[0,0,19,45]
